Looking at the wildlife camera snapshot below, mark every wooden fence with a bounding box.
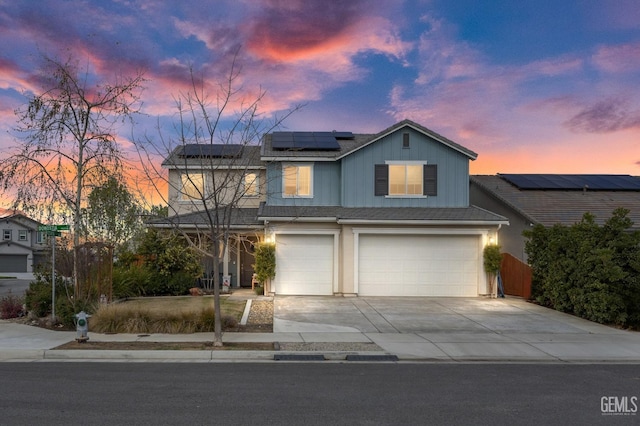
[500,253,532,299]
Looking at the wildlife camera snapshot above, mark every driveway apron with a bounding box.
[273,295,640,361]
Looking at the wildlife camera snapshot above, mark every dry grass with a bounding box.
[90,296,246,334]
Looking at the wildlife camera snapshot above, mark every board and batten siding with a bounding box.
[341,129,471,208]
[265,161,341,206]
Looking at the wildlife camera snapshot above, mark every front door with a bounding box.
[239,236,258,287]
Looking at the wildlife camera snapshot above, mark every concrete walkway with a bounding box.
[1,296,640,362]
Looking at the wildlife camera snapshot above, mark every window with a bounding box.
[18,230,27,241]
[3,229,11,240]
[37,231,45,244]
[389,164,423,195]
[375,163,438,197]
[402,133,410,148]
[283,164,312,197]
[244,173,259,197]
[181,173,205,201]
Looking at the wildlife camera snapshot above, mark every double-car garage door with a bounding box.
[274,232,481,297]
[358,234,480,296]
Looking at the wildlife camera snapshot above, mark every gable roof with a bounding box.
[338,119,478,161]
[0,208,42,230]
[471,174,640,229]
[260,119,477,161]
[0,208,26,219]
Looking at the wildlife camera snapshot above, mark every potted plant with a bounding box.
[483,244,502,298]
[253,242,276,295]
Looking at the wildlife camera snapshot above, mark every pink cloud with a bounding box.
[244,1,364,62]
[591,42,640,74]
[564,97,640,133]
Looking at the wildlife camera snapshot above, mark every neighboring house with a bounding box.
[158,119,508,296]
[0,208,49,273]
[470,174,640,263]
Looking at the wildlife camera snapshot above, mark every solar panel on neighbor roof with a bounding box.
[500,174,640,190]
[179,144,243,158]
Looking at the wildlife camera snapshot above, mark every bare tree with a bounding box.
[137,55,300,346]
[0,55,145,300]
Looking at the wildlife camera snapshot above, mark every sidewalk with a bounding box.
[2,320,640,362]
[2,294,640,362]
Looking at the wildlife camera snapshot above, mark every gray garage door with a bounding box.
[0,255,28,273]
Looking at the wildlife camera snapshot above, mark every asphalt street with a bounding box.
[0,363,637,425]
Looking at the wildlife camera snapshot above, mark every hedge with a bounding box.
[524,208,640,328]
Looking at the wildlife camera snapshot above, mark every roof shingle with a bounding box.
[471,175,640,229]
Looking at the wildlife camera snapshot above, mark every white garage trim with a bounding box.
[352,228,489,296]
[272,229,340,295]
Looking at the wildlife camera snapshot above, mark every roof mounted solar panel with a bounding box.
[271,131,341,151]
[271,132,295,150]
[500,174,640,191]
[179,144,243,158]
[332,131,354,139]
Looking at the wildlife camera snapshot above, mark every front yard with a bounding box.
[87,295,272,334]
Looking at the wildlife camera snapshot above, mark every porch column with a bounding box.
[223,239,229,276]
[236,237,241,288]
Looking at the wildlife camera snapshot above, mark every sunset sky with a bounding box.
[1,0,640,177]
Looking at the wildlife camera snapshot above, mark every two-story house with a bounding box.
[159,119,508,296]
[0,208,49,273]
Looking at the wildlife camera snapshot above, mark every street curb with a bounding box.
[3,349,640,363]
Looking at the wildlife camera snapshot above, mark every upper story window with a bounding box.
[18,230,27,241]
[389,164,423,195]
[3,229,11,240]
[37,231,46,244]
[180,172,205,201]
[244,173,259,197]
[375,162,438,197]
[283,164,312,198]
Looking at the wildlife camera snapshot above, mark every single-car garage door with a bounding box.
[274,234,334,295]
[0,255,28,273]
[358,234,480,297]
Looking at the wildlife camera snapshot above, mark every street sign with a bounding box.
[38,224,69,232]
[37,224,69,321]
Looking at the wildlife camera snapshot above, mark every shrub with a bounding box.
[483,244,502,296]
[0,294,24,319]
[25,280,55,318]
[23,272,97,327]
[112,265,152,299]
[165,270,196,296]
[525,208,640,328]
[90,304,237,334]
[55,297,97,329]
[253,242,275,284]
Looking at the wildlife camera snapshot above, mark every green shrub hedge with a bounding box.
[524,208,640,328]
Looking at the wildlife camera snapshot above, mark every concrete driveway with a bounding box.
[274,296,640,361]
[274,296,607,334]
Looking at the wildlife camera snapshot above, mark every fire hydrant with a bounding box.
[75,311,91,343]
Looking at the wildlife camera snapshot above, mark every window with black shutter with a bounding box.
[423,164,437,196]
[374,164,388,196]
